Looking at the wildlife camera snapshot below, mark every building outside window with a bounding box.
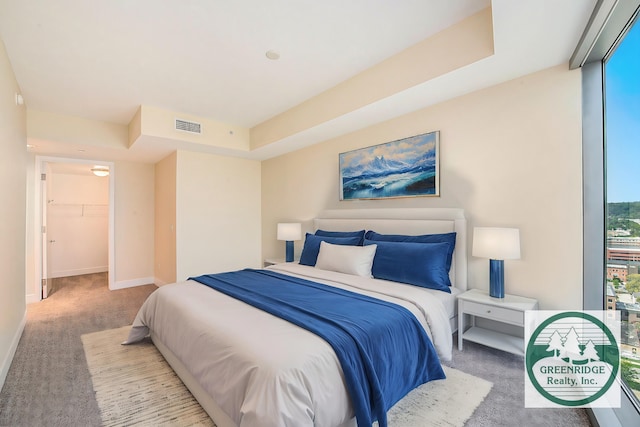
[605,13,640,403]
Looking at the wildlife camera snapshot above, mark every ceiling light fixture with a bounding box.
[265,50,280,60]
[91,167,109,177]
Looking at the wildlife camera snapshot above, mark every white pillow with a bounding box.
[315,241,377,277]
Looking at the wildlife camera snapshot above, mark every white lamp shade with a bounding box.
[472,227,520,260]
[277,223,301,241]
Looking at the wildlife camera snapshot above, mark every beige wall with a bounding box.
[134,105,250,152]
[176,150,262,280]
[154,152,177,285]
[0,39,27,388]
[262,64,583,310]
[251,8,494,149]
[24,157,155,297]
[24,153,37,302]
[113,161,155,287]
[25,108,155,292]
[28,109,129,152]
[50,173,109,204]
[47,172,109,278]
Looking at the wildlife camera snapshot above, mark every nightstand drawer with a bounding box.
[463,300,523,325]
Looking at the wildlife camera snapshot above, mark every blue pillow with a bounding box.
[364,239,451,293]
[299,233,362,266]
[364,231,456,272]
[315,229,366,245]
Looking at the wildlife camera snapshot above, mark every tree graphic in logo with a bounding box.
[583,340,601,362]
[544,327,602,363]
[546,330,564,358]
[562,327,583,363]
[526,312,620,407]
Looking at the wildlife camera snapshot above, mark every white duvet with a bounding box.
[125,263,453,427]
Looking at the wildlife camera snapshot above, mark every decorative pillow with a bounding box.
[364,239,451,293]
[315,229,366,245]
[315,241,377,277]
[364,231,457,272]
[299,233,362,266]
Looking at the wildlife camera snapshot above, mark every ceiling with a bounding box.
[0,0,597,164]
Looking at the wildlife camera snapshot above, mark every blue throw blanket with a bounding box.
[190,269,445,427]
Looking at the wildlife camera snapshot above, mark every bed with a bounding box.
[125,208,467,427]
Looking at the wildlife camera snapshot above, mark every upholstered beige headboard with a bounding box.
[314,208,467,292]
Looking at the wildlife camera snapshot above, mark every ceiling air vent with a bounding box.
[175,118,202,134]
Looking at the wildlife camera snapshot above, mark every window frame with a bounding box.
[581,1,640,425]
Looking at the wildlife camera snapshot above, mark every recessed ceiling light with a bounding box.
[265,50,280,60]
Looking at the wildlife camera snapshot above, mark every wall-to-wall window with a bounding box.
[582,1,640,425]
[605,14,640,404]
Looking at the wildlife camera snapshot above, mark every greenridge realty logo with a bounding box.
[525,311,620,408]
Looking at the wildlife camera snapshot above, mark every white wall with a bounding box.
[0,39,27,390]
[47,172,109,278]
[176,150,262,280]
[262,64,583,310]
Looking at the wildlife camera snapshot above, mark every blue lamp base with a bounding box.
[489,259,505,298]
[285,240,294,262]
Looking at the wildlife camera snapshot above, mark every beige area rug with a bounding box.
[82,327,214,427]
[82,327,492,427]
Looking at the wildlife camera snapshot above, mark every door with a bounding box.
[41,162,51,299]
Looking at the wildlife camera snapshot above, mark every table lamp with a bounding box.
[277,223,301,262]
[472,227,521,299]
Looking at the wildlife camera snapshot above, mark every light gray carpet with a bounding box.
[0,273,592,426]
[444,341,591,427]
[0,273,157,427]
[83,327,491,427]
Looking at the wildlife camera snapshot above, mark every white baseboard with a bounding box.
[111,276,155,290]
[0,310,26,392]
[50,266,108,279]
[26,293,41,304]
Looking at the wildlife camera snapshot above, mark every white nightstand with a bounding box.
[263,258,285,267]
[457,288,538,356]
[264,258,299,267]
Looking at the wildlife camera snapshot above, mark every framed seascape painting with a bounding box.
[339,131,440,200]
